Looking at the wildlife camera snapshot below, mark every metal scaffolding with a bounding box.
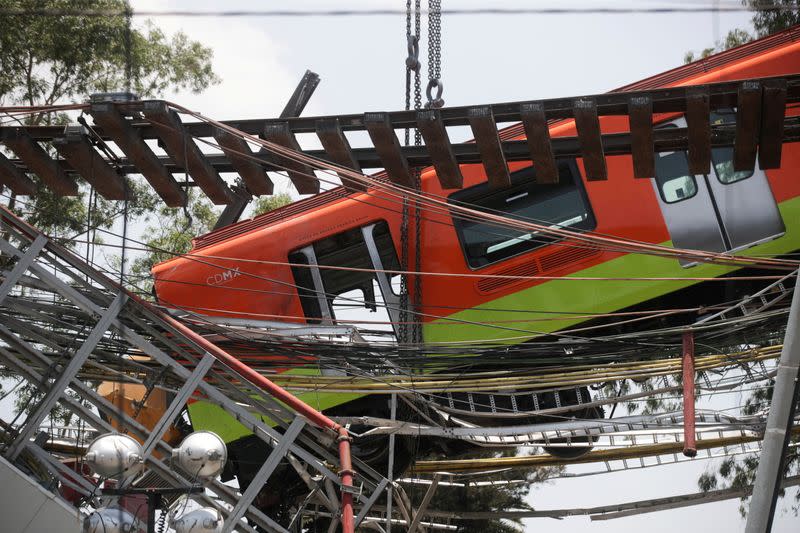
[0,206,395,532]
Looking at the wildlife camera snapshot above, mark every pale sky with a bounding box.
[124,1,797,531]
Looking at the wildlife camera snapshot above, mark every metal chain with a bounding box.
[413,0,423,130]
[400,1,419,344]
[411,2,423,343]
[403,0,414,146]
[426,0,444,108]
[413,167,422,344]
[401,1,427,344]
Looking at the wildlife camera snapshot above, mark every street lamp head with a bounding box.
[171,507,223,533]
[84,433,144,479]
[83,506,138,533]
[171,430,227,480]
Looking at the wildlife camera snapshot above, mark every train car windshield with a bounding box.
[449,160,595,269]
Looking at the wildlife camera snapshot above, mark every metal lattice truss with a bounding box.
[1,75,799,209]
[1,205,800,529]
[0,207,399,532]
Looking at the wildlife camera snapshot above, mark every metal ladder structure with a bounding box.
[0,206,403,532]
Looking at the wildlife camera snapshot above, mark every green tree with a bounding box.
[684,1,800,63]
[0,0,218,110]
[407,450,561,533]
[684,28,753,63]
[251,192,292,216]
[0,0,219,249]
[750,0,800,38]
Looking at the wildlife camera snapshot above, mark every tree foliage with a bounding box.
[0,0,220,246]
[0,0,221,281]
[251,192,292,217]
[684,1,800,63]
[406,450,561,533]
[0,0,219,110]
[750,0,800,38]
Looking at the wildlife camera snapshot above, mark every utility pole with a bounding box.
[745,269,800,532]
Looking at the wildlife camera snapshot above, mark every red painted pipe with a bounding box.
[682,330,697,457]
[338,427,355,533]
[159,312,356,532]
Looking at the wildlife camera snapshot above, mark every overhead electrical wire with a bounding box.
[1,4,799,18]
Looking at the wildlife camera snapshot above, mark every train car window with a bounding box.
[288,251,323,322]
[711,111,754,185]
[449,160,595,269]
[654,150,698,203]
[289,221,400,324]
[712,147,754,184]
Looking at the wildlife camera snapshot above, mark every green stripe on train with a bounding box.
[190,196,800,442]
[424,197,800,344]
[188,386,362,442]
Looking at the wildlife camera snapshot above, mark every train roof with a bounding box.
[190,24,800,252]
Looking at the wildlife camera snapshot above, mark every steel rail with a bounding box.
[13,74,800,139]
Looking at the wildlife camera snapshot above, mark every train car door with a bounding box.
[653,114,784,265]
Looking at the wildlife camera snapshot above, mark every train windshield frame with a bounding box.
[288,220,401,329]
[449,160,596,269]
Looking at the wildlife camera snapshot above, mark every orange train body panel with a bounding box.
[153,26,800,334]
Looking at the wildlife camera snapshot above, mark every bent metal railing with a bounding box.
[0,205,395,533]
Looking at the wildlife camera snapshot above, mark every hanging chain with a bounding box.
[400,1,431,344]
[426,0,444,109]
[404,0,414,145]
[400,0,410,344]
[400,1,420,344]
[413,0,423,128]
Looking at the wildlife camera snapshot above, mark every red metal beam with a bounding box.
[682,330,697,458]
[365,112,413,188]
[142,101,234,205]
[417,109,463,189]
[156,311,355,533]
[468,106,510,189]
[262,122,319,194]
[628,95,655,178]
[734,81,762,172]
[315,118,364,192]
[686,86,711,175]
[213,127,274,196]
[573,98,607,181]
[758,79,787,169]
[520,102,558,184]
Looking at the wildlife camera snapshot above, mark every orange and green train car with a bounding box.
[152,28,800,450]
